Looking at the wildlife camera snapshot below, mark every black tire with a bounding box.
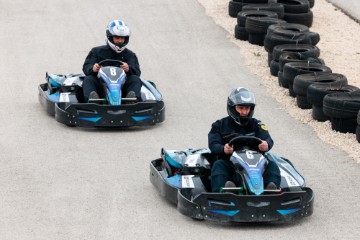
[323,90,360,119]
[293,72,347,109]
[277,0,310,13]
[284,10,314,27]
[308,31,320,46]
[296,94,312,109]
[229,1,247,18]
[283,62,332,97]
[307,84,359,107]
[358,110,360,125]
[308,0,315,8]
[293,72,348,97]
[330,118,358,134]
[266,22,309,36]
[248,33,265,46]
[246,17,286,34]
[356,125,360,143]
[264,32,313,53]
[237,10,278,26]
[311,104,329,122]
[242,3,285,19]
[279,52,324,72]
[270,60,280,76]
[234,24,249,40]
[278,71,288,88]
[272,44,320,61]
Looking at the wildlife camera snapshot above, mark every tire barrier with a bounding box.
[323,90,360,133]
[237,10,278,26]
[242,3,285,19]
[293,73,348,109]
[269,44,321,76]
[235,10,278,41]
[229,0,269,18]
[278,52,323,72]
[228,0,359,143]
[284,11,313,27]
[282,62,332,97]
[264,23,320,53]
[277,0,314,27]
[307,84,359,122]
[277,0,310,14]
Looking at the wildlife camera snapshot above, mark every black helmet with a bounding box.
[106,20,131,53]
[227,87,256,125]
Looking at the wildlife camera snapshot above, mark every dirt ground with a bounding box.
[197,0,360,162]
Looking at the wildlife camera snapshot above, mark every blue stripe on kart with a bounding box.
[47,92,60,102]
[210,210,240,217]
[132,116,152,121]
[165,154,183,169]
[78,117,101,122]
[277,208,301,215]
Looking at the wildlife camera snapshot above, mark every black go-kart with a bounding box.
[150,136,314,223]
[38,60,165,128]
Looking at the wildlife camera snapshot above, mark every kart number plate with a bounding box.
[181,175,195,188]
[59,93,70,102]
[186,155,199,167]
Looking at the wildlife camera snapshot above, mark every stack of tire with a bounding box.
[270,43,323,79]
[235,10,278,41]
[278,0,314,27]
[228,0,269,18]
[264,23,320,57]
[307,81,359,121]
[323,90,360,134]
[264,23,325,96]
[242,3,286,45]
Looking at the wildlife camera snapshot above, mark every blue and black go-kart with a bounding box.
[150,136,314,223]
[38,59,165,127]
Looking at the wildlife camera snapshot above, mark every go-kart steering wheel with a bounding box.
[98,59,124,66]
[228,135,263,152]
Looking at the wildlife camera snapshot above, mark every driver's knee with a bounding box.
[263,161,281,187]
[211,159,233,176]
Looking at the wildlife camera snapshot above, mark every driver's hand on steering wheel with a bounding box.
[224,143,234,155]
[120,62,129,72]
[92,63,101,73]
[258,141,268,152]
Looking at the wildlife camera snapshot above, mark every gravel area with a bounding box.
[197,0,360,162]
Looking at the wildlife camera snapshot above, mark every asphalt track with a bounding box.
[1,0,360,239]
[327,0,360,22]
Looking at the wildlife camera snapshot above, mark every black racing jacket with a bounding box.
[82,45,141,77]
[208,116,274,161]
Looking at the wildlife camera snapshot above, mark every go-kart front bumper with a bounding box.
[39,83,165,127]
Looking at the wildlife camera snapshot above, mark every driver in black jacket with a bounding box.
[208,87,281,192]
[82,20,142,102]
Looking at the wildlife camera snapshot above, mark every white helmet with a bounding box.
[106,20,131,53]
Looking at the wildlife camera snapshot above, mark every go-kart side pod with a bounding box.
[150,158,314,223]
